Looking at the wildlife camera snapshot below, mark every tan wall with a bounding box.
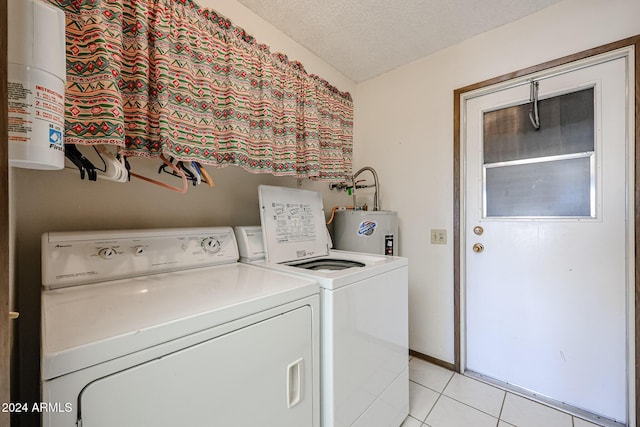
[11,0,355,416]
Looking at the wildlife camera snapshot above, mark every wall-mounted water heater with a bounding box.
[8,0,66,170]
[332,210,399,256]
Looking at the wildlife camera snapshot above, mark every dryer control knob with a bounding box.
[133,245,145,256]
[201,237,221,254]
[98,247,117,259]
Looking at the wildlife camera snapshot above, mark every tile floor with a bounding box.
[403,357,608,427]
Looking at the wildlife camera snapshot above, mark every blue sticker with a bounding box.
[49,128,63,147]
[357,220,377,236]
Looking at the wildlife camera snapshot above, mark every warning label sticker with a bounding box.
[8,65,64,149]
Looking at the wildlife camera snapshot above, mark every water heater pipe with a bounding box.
[352,166,380,211]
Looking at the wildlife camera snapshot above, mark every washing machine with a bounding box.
[234,185,409,427]
[40,227,320,427]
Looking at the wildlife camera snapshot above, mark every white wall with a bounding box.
[12,0,355,416]
[354,0,640,363]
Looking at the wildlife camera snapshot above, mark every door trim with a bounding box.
[453,35,640,425]
[1,0,9,425]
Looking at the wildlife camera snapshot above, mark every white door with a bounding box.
[78,306,314,427]
[464,54,631,423]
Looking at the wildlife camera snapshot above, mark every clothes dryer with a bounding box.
[234,185,409,427]
[41,227,320,427]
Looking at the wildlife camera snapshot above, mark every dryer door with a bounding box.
[78,306,314,427]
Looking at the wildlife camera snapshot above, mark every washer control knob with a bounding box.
[98,247,117,259]
[133,245,145,256]
[201,237,221,254]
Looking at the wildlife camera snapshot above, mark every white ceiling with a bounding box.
[235,0,564,82]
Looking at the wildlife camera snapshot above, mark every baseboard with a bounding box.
[408,349,457,372]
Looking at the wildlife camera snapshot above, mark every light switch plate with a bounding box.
[430,229,447,245]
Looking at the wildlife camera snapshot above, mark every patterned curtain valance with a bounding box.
[45,0,353,181]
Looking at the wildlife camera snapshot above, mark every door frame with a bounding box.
[453,35,640,425]
[1,0,9,425]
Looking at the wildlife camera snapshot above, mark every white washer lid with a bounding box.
[258,185,329,264]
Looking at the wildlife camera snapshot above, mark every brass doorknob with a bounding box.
[472,243,484,253]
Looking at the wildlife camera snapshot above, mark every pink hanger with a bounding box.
[130,153,189,193]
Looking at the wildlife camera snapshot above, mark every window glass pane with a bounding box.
[483,88,594,164]
[485,156,592,217]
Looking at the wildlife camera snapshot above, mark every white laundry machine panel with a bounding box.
[41,227,320,427]
[236,225,409,427]
[234,185,409,427]
[322,265,408,427]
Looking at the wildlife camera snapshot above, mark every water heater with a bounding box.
[8,0,66,170]
[332,210,398,256]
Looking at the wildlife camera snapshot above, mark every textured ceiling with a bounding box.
[235,0,564,82]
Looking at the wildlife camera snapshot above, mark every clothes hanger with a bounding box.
[65,146,86,180]
[65,145,186,192]
[93,145,129,182]
[130,153,189,193]
[158,157,195,185]
[64,144,97,181]
[181,161,201,186]
[158,157,209,187]
[64,145,130,183]
[195,162,215,187]
[117,153,131,181]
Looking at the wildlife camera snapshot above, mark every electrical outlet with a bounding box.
[430,229,447,245]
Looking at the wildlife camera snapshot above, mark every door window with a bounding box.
[483,87,595,217]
